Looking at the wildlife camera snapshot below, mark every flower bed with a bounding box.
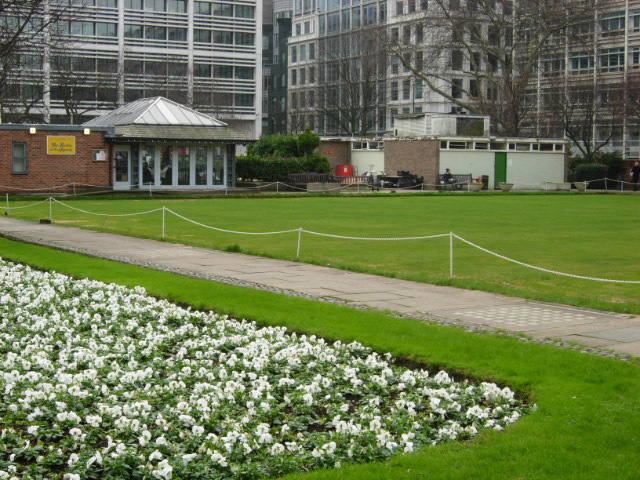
[0,260,528,479]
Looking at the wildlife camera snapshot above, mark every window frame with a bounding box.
[12,142,27,175]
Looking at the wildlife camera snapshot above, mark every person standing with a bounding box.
[632,162,640,192]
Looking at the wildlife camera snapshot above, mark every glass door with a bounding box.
[113,146,131,190]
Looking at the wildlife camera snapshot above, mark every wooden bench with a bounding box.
[440,173,473,190]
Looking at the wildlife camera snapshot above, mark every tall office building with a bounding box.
[2,0,261,138]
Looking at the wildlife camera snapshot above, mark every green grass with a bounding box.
[0,237,638,479]
[5,193,640,313]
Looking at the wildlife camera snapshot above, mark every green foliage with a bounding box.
[251,133,301,158]
[239,130,327,181]
[296,127,321,157]
[574,163,608,182]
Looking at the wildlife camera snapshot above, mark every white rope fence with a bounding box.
[3,197,639,285]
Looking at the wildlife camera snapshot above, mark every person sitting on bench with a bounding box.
[443,169,455,187]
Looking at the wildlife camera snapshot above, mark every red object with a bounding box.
[336,165,353,176]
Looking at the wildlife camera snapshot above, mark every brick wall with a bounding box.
[384,139,439,185]
[318,140,351,173]
[0,129,110,192]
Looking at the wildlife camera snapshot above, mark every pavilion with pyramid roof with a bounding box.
[83,97,252,190]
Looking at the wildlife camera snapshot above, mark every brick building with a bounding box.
[1,97,251,192]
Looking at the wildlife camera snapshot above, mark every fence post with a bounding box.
[162,206,165,238]
[296,228,302,259]
[5,193,9,216]
[276,181,279,194]
[449,232,453,280]
[73,182,76,197]
[49,197,52,221]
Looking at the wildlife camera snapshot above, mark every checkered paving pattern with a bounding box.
[453,304,597,327]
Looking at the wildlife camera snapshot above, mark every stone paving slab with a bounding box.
[0,216,638,359]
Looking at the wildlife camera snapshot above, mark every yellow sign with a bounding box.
[47,136,76,155]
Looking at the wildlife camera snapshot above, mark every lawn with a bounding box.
[0,237,638,479]
[5,192,640,313]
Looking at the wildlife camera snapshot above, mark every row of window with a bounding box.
[192,29,255,45]
[194,64,254,79]
[290,43,316,63]
[82,0,255,17]
[600,11,640,37]
[290,66,316,85]
[318,3,386,34]
[394,0,428,16]
[389,79,423,101]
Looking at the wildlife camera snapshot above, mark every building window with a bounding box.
[309,66,315,83]
[300,44,306,61]
[631,47,640,68]
[167,0,186,13]
[600,11,625,37]
[415,80,423,99]
[213,30,233,44]
[194,1,211,14]
[144,0,165,11]
[296,23,302,35]
[452,78,463,98]
[469,79,478,98]
[236,5,254,18]
[291,69,297,85]
[309,43,315,60]
[600,47,624,72]
[396,0,403,15]
[235,66,254,79]
[408,0,415,13]
[194,28,211,43]
[300,68,306,84]
[570,52,594,74]
[235,32,254,45]
[391,55,399,74]
[194,63,211,77]
[416,24,423,43]
[291,46,297,63]
[391,81,398,100]
[633,10,640,32]
[213,2,233,16]
[235,94,254,107]
[124,24,143,38]
[12,143,27,174]
[390,108,398,127]
[402,79,410,100]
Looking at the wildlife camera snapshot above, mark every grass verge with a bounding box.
[0,237,638,479]
[6,194,640,313]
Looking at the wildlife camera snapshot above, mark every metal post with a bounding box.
[5,193,9,216]
[73,182,76,196]
[276,181,279,193]
[162,206,165,238]
[49,197,52,221]
[449,232,453,280]
[149,182,152,197]
[296,228,302,259]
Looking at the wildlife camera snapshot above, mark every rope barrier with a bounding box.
[453,234,640,284]
[164,208,300,236]
[5,198,637,284]
[301,229,450,241]
[51,198,163,217]
[4,199,50,211]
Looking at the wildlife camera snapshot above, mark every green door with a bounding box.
[494,152,507,187]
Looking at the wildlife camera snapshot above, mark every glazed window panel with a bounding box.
[141,145,156,185]
[196,147,207,185]
[212,146,224,184]
[12,143,26,174]
[177,146,190,186]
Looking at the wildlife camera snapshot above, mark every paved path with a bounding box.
[1,216,639,358]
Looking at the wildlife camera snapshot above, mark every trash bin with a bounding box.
[481,175,489,190]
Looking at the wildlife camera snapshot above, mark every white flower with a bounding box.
[149,450,163,461]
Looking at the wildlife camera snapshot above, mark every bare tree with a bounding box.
[542,77,623,159]
[314,26,386,137]
[389,0,603,137]
[49,52,120,123]
[0,0,80,121]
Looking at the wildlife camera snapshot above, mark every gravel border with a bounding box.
[0,229,632,363]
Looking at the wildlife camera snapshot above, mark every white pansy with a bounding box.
[0,260,526,479]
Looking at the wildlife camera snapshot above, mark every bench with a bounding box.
[440,173,473,190]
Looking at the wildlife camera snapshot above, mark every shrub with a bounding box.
[574,163,608,182]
